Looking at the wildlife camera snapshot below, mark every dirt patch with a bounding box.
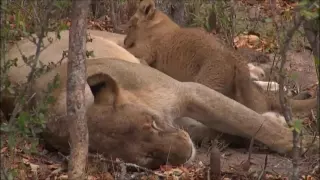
[193,147,318,178]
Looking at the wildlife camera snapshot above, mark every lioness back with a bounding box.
[6,30,139,85]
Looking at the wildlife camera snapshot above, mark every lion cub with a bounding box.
[124,0,270,113]
[124,0,317,114]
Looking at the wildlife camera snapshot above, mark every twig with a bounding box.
[27,0,54,84]
[209,144,221,179]
[241,119,265,172]
[311,164,319,176]
[45,167,65,180]
[277,10,305,180]
[0,168,9,180]
[119,163,127,180]
[301,132,317,157]
[257,154,269,180]
[8,0,54,126]
[58,152,69,161]
[88,154,165,177]
[30,2,41,24]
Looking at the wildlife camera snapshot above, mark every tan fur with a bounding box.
[174,117,218,144]
[32,58,196,169]
[33,57,313,165]
[2,30,140,119]
[248,63,266,81]
[6,30,138,85]
[123,0,317,115]
[123,0,271,113]
[253,80,286,92]
[3,30,317,167]
[123,0,180,64]
[262,111,287,127]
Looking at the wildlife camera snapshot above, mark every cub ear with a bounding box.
[139,0,156,19]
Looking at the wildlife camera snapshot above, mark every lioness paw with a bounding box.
[262,111,287,127]
[253,80,287,92]
[248,63,265,81]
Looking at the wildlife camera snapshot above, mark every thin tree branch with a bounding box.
[8,0,54,126]
[277,12,305,180]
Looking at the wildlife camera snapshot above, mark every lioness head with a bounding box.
[89,73,196,168]
[37,64,195,169]
[87,102,196,169]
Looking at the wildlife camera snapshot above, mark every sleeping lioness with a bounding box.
[4,31,317,168]
[123,0,317,115]
[32,57,316,168]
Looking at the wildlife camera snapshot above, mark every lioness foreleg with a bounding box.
[180,82,294,154]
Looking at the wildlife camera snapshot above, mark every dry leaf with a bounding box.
[58,174,68,179]
[1,147,8,153]
[30,163,39,173]
[87,175,97,180]
[22,158,30,165]
[48,164,61,170]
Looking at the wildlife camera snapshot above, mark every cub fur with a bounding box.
[124,0,317,115]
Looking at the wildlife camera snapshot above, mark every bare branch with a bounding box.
[88,154,165,177]
[277,12,305,180]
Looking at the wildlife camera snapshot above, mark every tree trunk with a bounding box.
[154,0,171,16]
[171,0,186,26]
[303,18,320,135]
[67,0,91,179]
[154,0,186,26]
[127,0,137,19]
[303,19,320,67]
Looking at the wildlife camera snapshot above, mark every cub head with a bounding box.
[124,0,179,49]
[133,0,157,22]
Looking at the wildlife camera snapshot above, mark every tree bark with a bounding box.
[127,0,137,18]
[67,0,91,179]
[154,0,186,26]
[170,0,186,26]
[303,19,320,67]
[154,0,171,16]
[303,17,319,137]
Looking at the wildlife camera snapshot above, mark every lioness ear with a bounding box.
[87,73,120,106]
[140,0,156,19]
